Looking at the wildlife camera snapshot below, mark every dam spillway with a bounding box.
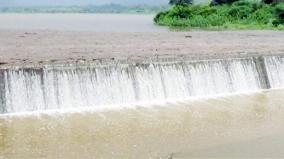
[1,55,284,158]
[0,56,284,114]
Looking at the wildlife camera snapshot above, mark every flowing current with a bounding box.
[1,55,284,158]
[0,56,283,114]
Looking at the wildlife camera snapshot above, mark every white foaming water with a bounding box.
[0,57,269,113]
[265,56,284,88]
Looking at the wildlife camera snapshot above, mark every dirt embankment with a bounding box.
[0,30,284,66]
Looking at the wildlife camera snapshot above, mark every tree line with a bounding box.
[169,0,284,5]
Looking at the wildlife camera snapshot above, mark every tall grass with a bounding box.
[154,1,284,29]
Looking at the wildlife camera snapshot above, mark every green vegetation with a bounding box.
[154,1,284,30]
[0,4,169,14]
[169,0,193,5]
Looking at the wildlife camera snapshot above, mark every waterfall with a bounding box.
[265,56,284,88]
[0,56,284,114]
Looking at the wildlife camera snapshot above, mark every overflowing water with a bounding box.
[1,57,280,113]
[265,56,284,88]
[0,56,284,113]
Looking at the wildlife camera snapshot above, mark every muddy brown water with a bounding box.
[0,14,167,32]
[1,89,284,158]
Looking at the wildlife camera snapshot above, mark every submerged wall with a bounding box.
[0,55,284,113]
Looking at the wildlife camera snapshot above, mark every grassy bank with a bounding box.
[154,1,284,30]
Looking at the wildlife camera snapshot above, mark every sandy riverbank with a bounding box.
[0,30,284,66]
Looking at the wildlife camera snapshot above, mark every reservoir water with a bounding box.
[0,13,167,32]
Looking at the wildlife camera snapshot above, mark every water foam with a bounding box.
[0,57,268,113]
[0,56,284,114]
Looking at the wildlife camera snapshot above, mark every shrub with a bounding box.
[273,3,284,25]
[250,5,274,24]
[210,0,239,5]
[154,11,168,23]
[228,4,254,19]
[154,1,284,30]
[167,5,193,19]
[169,0,193,5]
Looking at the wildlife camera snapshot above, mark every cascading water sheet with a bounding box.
[265,56,284,88]
[0,57,266,113]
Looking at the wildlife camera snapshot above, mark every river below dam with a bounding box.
[0,55,284,158]
[1,88,284,158]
